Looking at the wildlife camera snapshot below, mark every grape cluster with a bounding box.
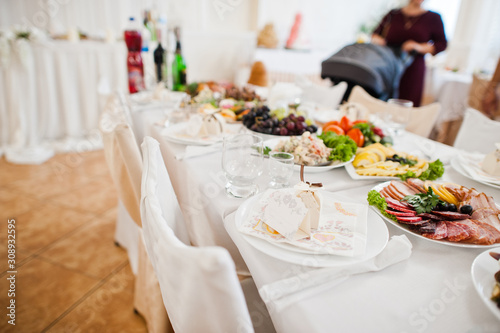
[242,106,318,136]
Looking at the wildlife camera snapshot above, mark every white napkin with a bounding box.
[258,235,412,312]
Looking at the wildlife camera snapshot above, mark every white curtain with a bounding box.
[446,0,500,73]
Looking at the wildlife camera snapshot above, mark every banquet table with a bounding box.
[148,122,500,332]
[0,39,127,164]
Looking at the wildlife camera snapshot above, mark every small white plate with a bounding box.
[451,156,500,190]
[471,247,500,321]
[345,163,398,181]
[234,192,389,267]
[264,137,354,173]
[371,181,500,248]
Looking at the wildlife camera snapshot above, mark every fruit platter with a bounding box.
[368,178,500,247]
[242,105,318,136]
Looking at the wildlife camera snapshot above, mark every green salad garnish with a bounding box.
[318,132,357,162]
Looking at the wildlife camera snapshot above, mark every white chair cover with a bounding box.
[296,76,347,109]
[348,85,441,138]
[99,96,173,333]
[140,137,256,333]
[453,107,500,153]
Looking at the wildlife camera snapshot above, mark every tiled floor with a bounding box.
[0,150,147,332]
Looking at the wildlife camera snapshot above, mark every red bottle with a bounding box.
[124,18,145,94]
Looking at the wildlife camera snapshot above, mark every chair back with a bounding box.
[298,77,347,109]
[99,96,142,227]
[348,85,440,137]
[453,107,500,154]
[140,136,254,333]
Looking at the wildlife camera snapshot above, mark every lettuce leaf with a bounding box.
[367,190,398,222]
[397,159,444,181]
[318,132,357,162]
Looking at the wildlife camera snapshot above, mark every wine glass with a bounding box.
[384,99,413,136]
[222,134,263,198]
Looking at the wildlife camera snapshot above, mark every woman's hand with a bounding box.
[402,40,435,55]
[371,34,386,46]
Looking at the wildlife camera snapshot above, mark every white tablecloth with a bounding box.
[0,40,127,164]
[149,123,500,331]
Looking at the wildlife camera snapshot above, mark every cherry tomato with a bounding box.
[347,128,365,147]
[322,124,345,136]
[340,116,353,133]
[353,120,368,125]
[322,120,340,130]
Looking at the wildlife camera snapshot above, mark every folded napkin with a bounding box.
[258,235,412,312]
[175,144,222,160]
[458,152,500,185]
[239,188,368,257]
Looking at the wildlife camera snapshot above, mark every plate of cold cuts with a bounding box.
[369,178,500,248]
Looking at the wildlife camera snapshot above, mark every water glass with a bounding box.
[222,134,263,198]
[268,152,294,189]
[384,98,413,136]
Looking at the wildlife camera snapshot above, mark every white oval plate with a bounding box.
[371,181,500,248]
[263,137,354,174]
[234,192,389,267]
[451,156,500,190]
[471,247,500,321]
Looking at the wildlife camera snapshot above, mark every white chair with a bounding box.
[296,76,347,109]
[140,137,275,333]
[453,107,500,154]
[100,96,181,333]
[348,85,441,138]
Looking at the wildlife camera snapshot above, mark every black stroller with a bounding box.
[321,43,414,102]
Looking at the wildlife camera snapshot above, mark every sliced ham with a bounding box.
[385,184,405,201]
[385,197,412,209]
[406,178,425,193]
[391,181,420,197]
[471,219,500,244]
[422,221,447,240]
[445,222,470,242]
[471,208,499,220]
[454,219,495,245]
[477,214,500,232]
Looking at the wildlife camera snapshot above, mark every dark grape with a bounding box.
[297,115,305,122]
[280,127,288,135]
[288,113,296,121]
[310,124,318,132]
[460,205,473,215]
[250,124,258,131]
[272,127,281,135]
[286,122,295,131]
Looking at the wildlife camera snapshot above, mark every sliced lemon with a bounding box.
[353,151,378,167]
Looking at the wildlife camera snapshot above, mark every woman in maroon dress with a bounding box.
[371,0,447,106]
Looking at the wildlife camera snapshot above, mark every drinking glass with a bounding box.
[222,134,263,198]
[268,152,294,189]
[384,99,413,136]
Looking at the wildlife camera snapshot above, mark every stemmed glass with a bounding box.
[384,99,413,136]
[222,134,263,198]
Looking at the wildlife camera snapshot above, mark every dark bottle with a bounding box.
[154,39,165,82]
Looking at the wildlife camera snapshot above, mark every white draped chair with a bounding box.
[99,96,178,333]
[348,85,441,138]
[296,76,347,109]
[453,107,500,154]
[140,136,276,333]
